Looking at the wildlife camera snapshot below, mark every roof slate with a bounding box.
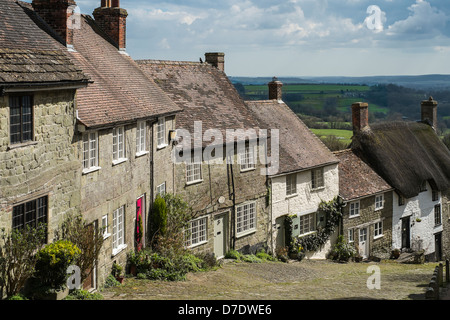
[0,0,88,84]
[334,149,393,201]
[136,59,262,147]
[69,16,181,128]
[351,121,450,198]
[246,99,339,175]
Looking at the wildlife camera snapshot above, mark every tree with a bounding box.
[0,226,46,298]
[54,213,105,285]
[151,193,193,256]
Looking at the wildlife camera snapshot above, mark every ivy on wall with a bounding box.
[286,197,343,253]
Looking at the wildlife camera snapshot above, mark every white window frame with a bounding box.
[374,221,383,239]
[156,117,167,149]
[375,194,384,211]
[156,182,166,196]
[311,167,324,190]
[136,121,148,156]
[186,155,202,185]
[82,131,100,173]
[239,144,255,172]
[185,216,208,248]
[299,212,316,236]
[102,214,111,239]
[348,228,354,243]
[112,206,126,255]
[112,126,127,164]
[236,201,257,237]
[286,173,297,197]
[349,201,360,218]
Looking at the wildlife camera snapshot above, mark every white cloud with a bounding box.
[386,0,448,37]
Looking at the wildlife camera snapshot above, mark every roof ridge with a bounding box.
[136,59,205,66]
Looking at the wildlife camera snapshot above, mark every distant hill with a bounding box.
[229,74,450,90]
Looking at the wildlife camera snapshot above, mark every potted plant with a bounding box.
[112,262,124,284]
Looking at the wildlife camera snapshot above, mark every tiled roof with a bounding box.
[136,59,262,147]
[351,121,450,198]
[246,99,339,175]
[334,149,393,201]
[0,48,88,84]
[68,16,181,128]
[0,0,88,84]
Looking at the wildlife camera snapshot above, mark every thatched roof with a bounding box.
[351,121,450,198]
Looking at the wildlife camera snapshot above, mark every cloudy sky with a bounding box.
[74,0,450,77]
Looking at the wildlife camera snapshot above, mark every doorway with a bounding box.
[359,227,368,259]
[214,213,228,259]
[401,216,411,250]
[435,232,443,262]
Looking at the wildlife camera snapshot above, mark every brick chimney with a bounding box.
[93,0,128,50]
[352,102,369,134]
[421,96,438,130]
[32,0,77,47]
[268,77,283,101]
[205,53,225,72]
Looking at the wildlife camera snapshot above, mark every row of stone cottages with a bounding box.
[0,0,449,291]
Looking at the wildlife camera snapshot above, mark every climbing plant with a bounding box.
[289,197,343,253]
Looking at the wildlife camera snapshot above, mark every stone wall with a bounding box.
[174,144,270,257]
[342,191,393,259]
[78,116,175,287]
[442,190,450,260]
[270,163,340,257]
[0,89,81,239]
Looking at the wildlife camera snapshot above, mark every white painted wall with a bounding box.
[270,163,339,258]
[392,182,442,256]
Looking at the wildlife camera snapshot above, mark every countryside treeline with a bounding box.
[234,82,450,150]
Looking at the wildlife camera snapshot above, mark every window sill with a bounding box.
[135,151,149,158]
[112,244,127,257]
[103,233,111,240]
[82,166,101,175]
[112,158,128,166]
[375,207,384,211]
[285,193,298,200]
[236,229,256,239]
[374,234,384,240]
[311,186,325,192]
[157,143,168,150]
[240,167,256,173]
[7,141,38,150]
[187,240,208,249]
[186,179,203,186]
[349,214,360,219]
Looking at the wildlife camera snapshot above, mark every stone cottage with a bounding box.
[1,0,183,290]
[245,78,340,259]
[334,148,394,259]
[137,55,271,258]
[350,100,450,261]
[0,0,89,246]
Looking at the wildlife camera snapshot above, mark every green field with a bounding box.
[310,129,353,145]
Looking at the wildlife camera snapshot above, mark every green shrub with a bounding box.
[64,289,103,300]
[329,235,356,262]
[126,249,219,282]
[225,250,243,260]
[104,274,121,288]
[152,195,167,237]
[34,240,81,290]
[7,294,28,300]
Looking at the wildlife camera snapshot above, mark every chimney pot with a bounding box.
[352,102,369,134]
[205,52,225,72]
[421,96,438,130]
[268,77,283,101]
[93,1,128,50]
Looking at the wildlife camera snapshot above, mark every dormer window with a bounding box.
[419,181,427,192]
